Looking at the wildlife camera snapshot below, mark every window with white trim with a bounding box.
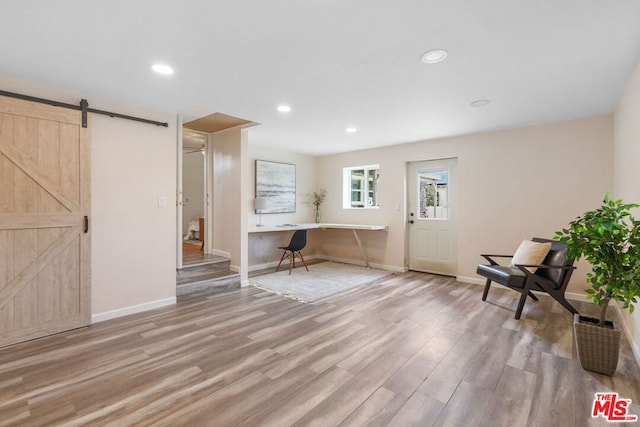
[343,165,380,208]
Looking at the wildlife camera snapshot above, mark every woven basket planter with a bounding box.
[573,314,621,376]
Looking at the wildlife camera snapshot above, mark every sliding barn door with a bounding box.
[0,95,90,348]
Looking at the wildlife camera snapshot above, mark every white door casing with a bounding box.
[408,158,458,276]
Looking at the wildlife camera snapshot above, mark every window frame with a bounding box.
[342,164,380,209]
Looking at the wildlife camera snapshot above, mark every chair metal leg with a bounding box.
[482,279,492,301]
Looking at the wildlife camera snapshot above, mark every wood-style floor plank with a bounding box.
[340,387,406,427]
[0,270,638,426]
[383,329,461,398]
[386,391,444,427]
[480,365,537,426]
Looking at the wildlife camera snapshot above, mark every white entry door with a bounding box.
[408,158,457,276]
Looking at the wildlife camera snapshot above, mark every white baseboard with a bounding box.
[91,297,176,324]
[612,303,640,368]
[248,255,405,273]
[248,255,320,272]
[456,279,595,304]
[211,249,230,258]
[456,276,485,286]
[316,255,406,273]
[564,291,591,303]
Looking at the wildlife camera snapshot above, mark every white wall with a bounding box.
[613,59,640,362]
[211,128,245,271]
[317,115,614,291]
[0,74,178,321]
[91,111,176,318]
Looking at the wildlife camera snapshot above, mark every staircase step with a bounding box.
[177,268,235,286]
[176,255,239,298]
[177,273,241,298]
[177,259,230,281]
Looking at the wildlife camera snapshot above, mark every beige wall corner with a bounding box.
[614,59,640,364]
[240,130,249,285]
[211,128,243,270]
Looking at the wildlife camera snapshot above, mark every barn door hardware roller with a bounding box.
[0,89,169,129]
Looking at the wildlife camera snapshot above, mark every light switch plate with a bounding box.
[158,196,166,208]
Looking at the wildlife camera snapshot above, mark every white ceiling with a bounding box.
[2,1,640,156]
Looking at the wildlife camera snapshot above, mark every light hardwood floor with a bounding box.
[1,271,639,426]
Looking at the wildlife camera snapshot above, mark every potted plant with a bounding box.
[555,194,640,375]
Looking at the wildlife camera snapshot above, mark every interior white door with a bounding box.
[408,158,458,276]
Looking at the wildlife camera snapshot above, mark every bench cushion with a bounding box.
[476,264,526,288]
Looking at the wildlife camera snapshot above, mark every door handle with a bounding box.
[84,216,89,233]
[408,220,414,224]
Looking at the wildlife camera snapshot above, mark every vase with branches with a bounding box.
[305,189,327,223]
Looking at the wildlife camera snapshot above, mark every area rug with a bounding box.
[250,261,392,303]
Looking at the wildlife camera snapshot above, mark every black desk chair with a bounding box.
[477,237,578,319]
[276,229,309,275]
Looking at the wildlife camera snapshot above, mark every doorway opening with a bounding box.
[176,112,258,297]
[181,128,208,265]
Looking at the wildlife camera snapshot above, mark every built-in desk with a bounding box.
[248,223,388,267]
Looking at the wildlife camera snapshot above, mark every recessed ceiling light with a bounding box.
[346,127,358,133]
[421,49,448,64]
[470,99,491,107]
[277,105,292,113]
[151,63,174,76]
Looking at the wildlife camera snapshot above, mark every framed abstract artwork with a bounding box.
[255,160,296,213]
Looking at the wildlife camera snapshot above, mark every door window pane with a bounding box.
[418,168,449,219]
